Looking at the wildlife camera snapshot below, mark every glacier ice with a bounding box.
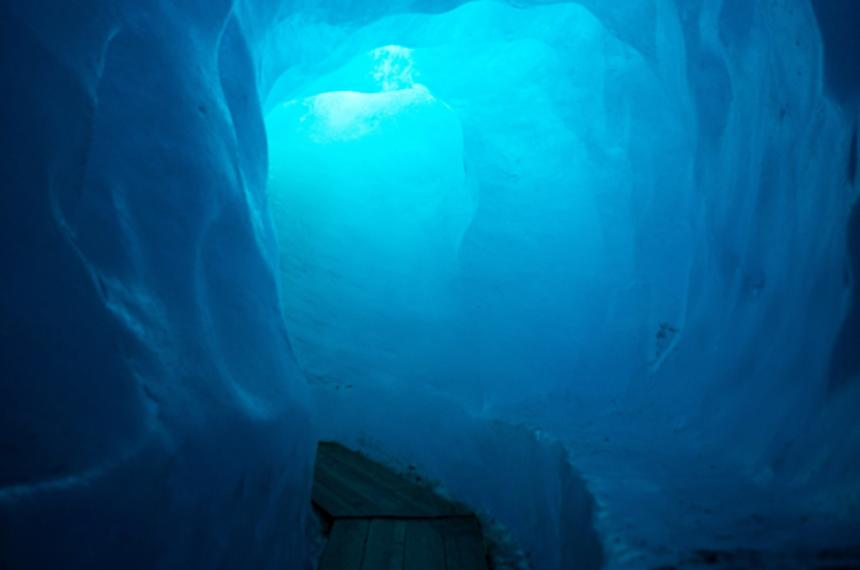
[264,0,859,567]
[2,0,859,569]
[0,1,315,568]
[267,64,473,393]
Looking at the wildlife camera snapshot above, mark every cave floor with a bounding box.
[312,441,490,569]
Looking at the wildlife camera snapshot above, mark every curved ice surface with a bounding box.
[2,0,859,568]
[264,0,859,567]
[0,1,314,568]
[267,80,473,391]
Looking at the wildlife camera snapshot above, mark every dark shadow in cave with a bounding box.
[829,120,860,391]
[814,0,860,391]
[811,0,860,106]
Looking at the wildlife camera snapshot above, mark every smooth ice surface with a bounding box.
[267,74,473,392]
[3,0,859,569]
[264,1,860,568]
[1,1,315,568]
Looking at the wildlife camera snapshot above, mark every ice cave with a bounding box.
[1,0,859,568]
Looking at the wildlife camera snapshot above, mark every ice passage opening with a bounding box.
[264,32,606,569]
[259,1,860,567]
[266,46,474,395]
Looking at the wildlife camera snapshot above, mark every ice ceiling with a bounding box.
[1,0,858,569]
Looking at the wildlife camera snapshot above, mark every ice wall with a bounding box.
[0,1,315,568]
[264,0,859,566]
[265,0,854,458]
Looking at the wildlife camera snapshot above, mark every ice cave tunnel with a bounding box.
[1,0,860,569]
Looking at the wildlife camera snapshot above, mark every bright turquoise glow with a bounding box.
[267,72,472,384]
[262,2,858,567]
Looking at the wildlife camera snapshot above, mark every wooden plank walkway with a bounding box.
[313,442,489,570]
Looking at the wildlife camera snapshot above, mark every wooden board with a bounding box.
[362,519,407,569]
[319,520,370,570]
[313,441,471,519]
[319,518,488,570]
[438,517,487,570]
[313,441,489,569]
[403,520,444,570]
